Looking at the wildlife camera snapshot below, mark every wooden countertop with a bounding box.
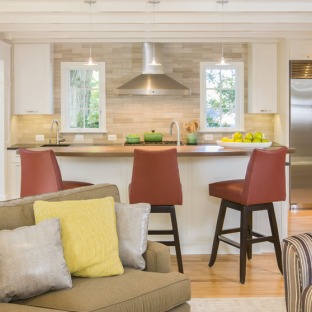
[9,143,293,157]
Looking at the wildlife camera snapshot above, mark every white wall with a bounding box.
[0,41,11,200]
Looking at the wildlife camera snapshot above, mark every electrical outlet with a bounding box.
[108,134,117,141]
[75,134,84,141]
[35,134,45,141]
[204,134,213,141]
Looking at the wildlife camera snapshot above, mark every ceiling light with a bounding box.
[84,0,97,66]
[216,0,229,66]
[148,0,161,66]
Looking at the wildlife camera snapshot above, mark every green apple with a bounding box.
[233,132,242,141]
[254,132,263,140]
[244,132,253,141]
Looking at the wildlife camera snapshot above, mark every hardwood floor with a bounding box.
[170,209,312,298]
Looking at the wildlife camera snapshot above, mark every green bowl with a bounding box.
[126,135,140,144]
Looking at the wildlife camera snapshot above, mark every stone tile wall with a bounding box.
[12,42,274,144]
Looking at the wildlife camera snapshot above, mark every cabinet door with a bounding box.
[13,44,53,114]
[290,40,312,60]
[248,43,277,113]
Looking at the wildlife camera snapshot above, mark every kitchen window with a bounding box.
[61,62,106,133]
[200,62,244,132]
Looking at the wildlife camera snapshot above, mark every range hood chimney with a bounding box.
[116,43,191,96]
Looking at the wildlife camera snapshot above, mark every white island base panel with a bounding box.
[8,152,289,255]
[57,155,289,255]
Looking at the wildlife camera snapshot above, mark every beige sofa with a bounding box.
[0,184,191,312]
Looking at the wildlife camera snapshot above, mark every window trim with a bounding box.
[199,62,244,133]
[61,62,106,133]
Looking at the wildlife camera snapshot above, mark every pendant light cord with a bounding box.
[216,0,229,65]
[84,0,97,65]
[88,1,92,59]
[148,0,161,66]
[221,1,224,58]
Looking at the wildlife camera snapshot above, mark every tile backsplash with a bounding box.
[11,42,274,145]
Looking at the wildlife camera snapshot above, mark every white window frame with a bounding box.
[200,62,244,132]
[61,62,106,133]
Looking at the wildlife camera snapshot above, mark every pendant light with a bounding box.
[216,0,229,66]
[148,0,161,66]
[84,0,97,66]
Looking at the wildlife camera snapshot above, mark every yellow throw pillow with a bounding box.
[33,197,124,278]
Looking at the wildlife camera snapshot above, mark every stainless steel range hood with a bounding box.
[115,43,190,96]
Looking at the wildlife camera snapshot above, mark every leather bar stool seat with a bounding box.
[208,147,287,284]
[129,148,184,273]
[20,148,93,197]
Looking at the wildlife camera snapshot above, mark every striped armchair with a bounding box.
[283,233,312,312]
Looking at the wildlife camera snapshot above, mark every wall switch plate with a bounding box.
[108,134,117,141]
[35,134,45,141]
[204,134,213,140]
[75,134,84,141]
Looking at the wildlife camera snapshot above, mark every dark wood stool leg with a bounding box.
[240,206,249,284]
[267,203,283,274]
[247,208,253,260]
[209,199,227,267]
[170,206,183,273]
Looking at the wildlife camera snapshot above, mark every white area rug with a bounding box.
[189,297,286,312]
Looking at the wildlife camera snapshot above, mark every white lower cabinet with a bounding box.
[8,152,289,255]
[8,151,21,200]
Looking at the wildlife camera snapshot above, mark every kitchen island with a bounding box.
[7,143,291,255]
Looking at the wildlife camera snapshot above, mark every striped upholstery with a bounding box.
[283,233,312,312]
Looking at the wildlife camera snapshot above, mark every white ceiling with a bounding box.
[1,0,312,43]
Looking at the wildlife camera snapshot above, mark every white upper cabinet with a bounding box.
[248,43,277,114]
[13,44,53,114]
[289,40,312,60]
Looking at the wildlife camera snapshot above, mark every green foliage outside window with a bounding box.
[205,68,236,128]
[69,69,100,129]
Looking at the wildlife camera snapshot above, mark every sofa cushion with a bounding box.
[115,202,151,269]
[16,269,191,312]
[0,218,72,303]
[0,303,65,312]
[34,197,124,278]
[0,184,120,232]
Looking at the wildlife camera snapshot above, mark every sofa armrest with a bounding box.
[143,240,171,273]
[302,285,312,312]
[283,233,312,312]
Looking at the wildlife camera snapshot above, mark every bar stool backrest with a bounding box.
[129,148,183,205]
[20,148,63,197]
[243,147,287,206]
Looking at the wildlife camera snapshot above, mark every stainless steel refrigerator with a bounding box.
[290,61,312,208]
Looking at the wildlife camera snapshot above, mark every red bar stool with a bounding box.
[20,148,93,197]
[208,147,287,284]
[129,148,184,273]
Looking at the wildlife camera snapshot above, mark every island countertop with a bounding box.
[8,143,293,157]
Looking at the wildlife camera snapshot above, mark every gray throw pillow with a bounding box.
[115,202,151,270]
[0,218,72,303]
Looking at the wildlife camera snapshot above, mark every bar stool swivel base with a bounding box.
[208,199,283,284]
